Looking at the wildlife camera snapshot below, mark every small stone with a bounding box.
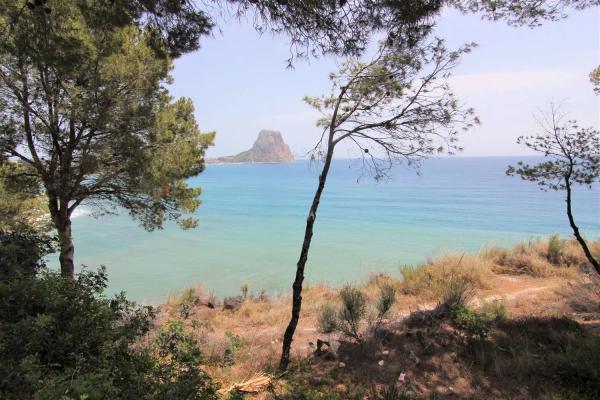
[338,362,346,368]
[378,360,385,366]
[382,350,390,355]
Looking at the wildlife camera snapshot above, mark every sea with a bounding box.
[55,157,600,303]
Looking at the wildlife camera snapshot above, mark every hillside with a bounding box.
[209,130,294,164]
[157,236,600,399]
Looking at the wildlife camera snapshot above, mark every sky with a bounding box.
[168,5,600,158]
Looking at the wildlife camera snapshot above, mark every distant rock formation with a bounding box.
[210,130,294,164]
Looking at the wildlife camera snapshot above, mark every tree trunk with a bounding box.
[49,196,75,279]
[279,148,334,371]
[57,217,75,279]
[565,176,600,275]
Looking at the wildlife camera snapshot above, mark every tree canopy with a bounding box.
[279,37,478,371]
[0,0,214,278]
[507,107,600,274]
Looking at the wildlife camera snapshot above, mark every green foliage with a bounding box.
[449,0,598,27]
[368,382,414,400]
[0,265,217,399]
[179,287,199,319]
[480,300,507,322]
[0,0,215,275]
[0,161,49,232]
[507,112,600,192]
[376,282,397,319]
[152,320,217,400]
[317,303,338,334]
[590,65,600,95]
[547,234,564,264]
[337,286,368,342]
[281,382,345,400]
[0,228,55,281]
[546,334,600,399]
[225,331,244,356]
[441,272,475,311]
[451,305,493,339]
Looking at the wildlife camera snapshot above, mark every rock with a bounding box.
[209,130,294,164]
[338,362,346,368]
[223,296,243,311]
[378,360,385,366]
[382,350,390,355]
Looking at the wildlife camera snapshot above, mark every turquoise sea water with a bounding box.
[57,157,600,303]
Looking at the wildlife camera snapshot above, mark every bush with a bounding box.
[441,272,475,311]
[376,282,397,319]
[337,286,367,342]
[317,303,338,333]
[547,234,564,265]
[481,299,507,322]
[179,287,199,319]
[451,305,493,339]
[546,334,600,399]
[0,267,217,400]
[152,320,217,399]
[400,254,491,301]
[0,229,54,281]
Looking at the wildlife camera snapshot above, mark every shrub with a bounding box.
[240,283,249,299]
[152,320,217,399]
[317,303,338,333]
[441,272,475,311]
[547,234,564,264]
[179,287,199,319]
[451,305,493,339]
[0,229,54,281]
[480,299,507,322]
[546,334,600,398]
[0,267,217,400]
[400,254,491,301]
[337,286,367,342]
[376,282,397,319]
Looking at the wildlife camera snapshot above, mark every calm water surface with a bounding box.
[55,157,600,303]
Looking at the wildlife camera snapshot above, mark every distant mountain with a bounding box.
[209,130,294,164]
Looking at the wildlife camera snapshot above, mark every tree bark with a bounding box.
[565,176,600,275]
[49,196,75,279]
[279,147,334,371]
[57,217,75,279]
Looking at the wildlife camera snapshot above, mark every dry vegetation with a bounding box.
[153,236,600,399]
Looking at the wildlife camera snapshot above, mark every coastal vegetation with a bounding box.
[507,107,600,274]
[151,235,600,399]
[0,1,598,399]
[0,0,215,278]
[280,35,479,371]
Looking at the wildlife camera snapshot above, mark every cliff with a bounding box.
[209,130,294,164]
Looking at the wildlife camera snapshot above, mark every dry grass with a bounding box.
[484,237,590,279]
[400,253,493,301]
[150,235,598,395]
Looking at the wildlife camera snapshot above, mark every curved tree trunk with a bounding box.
[279,147,335,371]
[565,177,600,275]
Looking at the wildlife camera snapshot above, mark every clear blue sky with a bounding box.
[168,6,599,158]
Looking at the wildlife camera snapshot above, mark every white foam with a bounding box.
[71,208,92,218]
